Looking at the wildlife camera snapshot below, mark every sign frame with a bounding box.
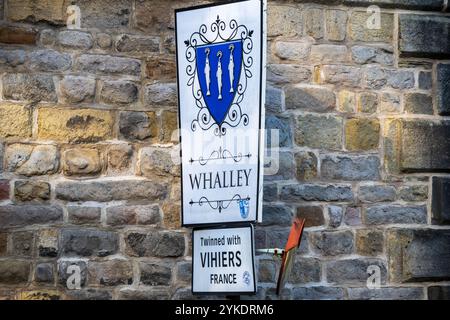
[175,0,266,227]
[191,223,257,295]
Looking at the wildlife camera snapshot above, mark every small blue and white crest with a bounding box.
[239,199,249,219]
[243,271,251,286]
[185,15,254,136]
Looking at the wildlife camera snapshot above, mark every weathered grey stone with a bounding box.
[72,0,131,29]
[399,120,450,172]
[139,147,179,178]
[263,183,278,202]
[265,115,292,148]
[265,86,283,113]
[399,14,450,58]
[351,45,394,66]
[345,118,380,151]
[344,0,444,11]
[6,0,66,25]
[27,49,71,71]
[118,288,170,300]
[292,286,345,300]
[59,76,95,104]
[0,49,26,67]
[311,230,354,256]
[387,70,415,89]
[359,185,396,202]
[328,205,343,228]
[119,111,156,141]
[273,40,311,61]
[64,289,112,300]
[58,31,93,50]
[0,205,63,229]
[107,144,133,172]
[325,10,347,41]
[296,114,343,150]
[176,261,191,284]
[432,177,450,225]
[321,155,380,181]
[58,260,87,287]
[96,33,112,48]
[35,263,54,283]
[0,260,30,284]
[365,205,427,225]
[350,11,393,42]
[265,151,295,181]
[5,144,58,176]
[100,80,138,105]
[380,92,401,113]
[358,92,378,113]
[76,54,141,76]
[0,232,6,256]
[14,180,50,202]
[348,287,424,300]
[296,206,325,227]
[326,258,387,285]
[436,63,450,115]
[344,207,362,226]
[317,65,362,87]
[37,229,58,257]
[56,180,168,202]
[290,257,321,284]
[140,262,172,286]
[428,286,450,300]
[63,148,102,176]
[304,8,324,39]
[257,259,276,283]
[281,184,353,202]
[106,205,161,226]
[261,204,292,227]
[68,206,101,225]
[285,85,335,112]
[267,4,302,37]
[404,93,433,115]
[399,185,428,202]
[418,71,432,90]
[310,45,348,63]
[295,151,318,181]
[3,73,56,102]
[364,66,387,89]
[144,82,177,106]
[267,64,311,84]
[40,29,55,46]
[88,260,133,286]
[356,229,384,256]
[134,0,174,33]
[116,34,159,53]
[60,228,119,257]
[125,231,185,257]
[387,229,450,282]
[12,231,34,257]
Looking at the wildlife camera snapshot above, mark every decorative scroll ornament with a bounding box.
[185,15,253,137]
[189,195,250,213]
[189,146,251,166]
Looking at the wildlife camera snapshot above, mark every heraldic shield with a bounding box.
[196,40,243,125]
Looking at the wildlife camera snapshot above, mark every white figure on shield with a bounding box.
[216,51,223,100]
[204,48,211,96]
[228,44,235,93]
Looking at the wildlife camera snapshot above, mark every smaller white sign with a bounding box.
[192,225,256,294]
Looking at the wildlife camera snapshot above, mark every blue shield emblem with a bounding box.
[196,40,243,125]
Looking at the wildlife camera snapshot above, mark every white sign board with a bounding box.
[192,225,256,294]
[175,0,266,226]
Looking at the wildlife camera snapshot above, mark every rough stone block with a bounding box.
[261,204,292,227]
[6,0,67,24]
[37,229,58,257]
[146,56,176,81]
[88,260,133,286]
[140,262,172,286]
[290,257,321,284]
[311,44,348,63]
[296,206,324,227]
[265,115,292,148]
[273,40,311,61]
[292,286,345,300]
[72,0,131,29]
[358,92,378,113]
[267,64,311,84]
[106,205,161,227]
[355,229,384,256]
[138,147,179,178]
[60,228,119,257]
[57,31,93,50]
[76,54,141,76]
[338,90,356,113]
[349,11,394,42]
[316,65,362,87]
[398,185,428,202]
[326,258,387,285]
[116,34,159,53]
[38,108,114,143]
[431,177,450,225]
[0,103,31,139]
[59,76,96,104]
[327,205,343,228]
[63,148,102,176]
[107,144,133,173]
[344,207,362,226]
[5,144,58,176]
[296,114,343,150]
[295,151,318,181]
[0,260,30,284]
[12,231,34,257]
[345,118,380,151]
[428,286,450,300]
[311,230,354,256]
[100,80,138,105]
[35,263,54,283]
[280,183,353,202]
[14,180,50,202]
[351,45,394,66]
[404,93,433,115]
[144,83,177,106]
[3,73,56,102]
[119,111,157,141]
[0,26,37,45]
[125,231,185,257]
[387,229,450,282]
[321,155,380,181]
[348,287,424,300]
[359,185,396,203]
[68,206,101,225]
[56,180,168,202]
[27,49,71,72]
[344,0,444,11]
[268,4,303,37]
[285,85,335,112]
[399,14,450,58]
[364,205,427,225]
[325,9,347,41]
[436,63,450,115]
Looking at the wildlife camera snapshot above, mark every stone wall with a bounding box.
[0,0,449,300]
